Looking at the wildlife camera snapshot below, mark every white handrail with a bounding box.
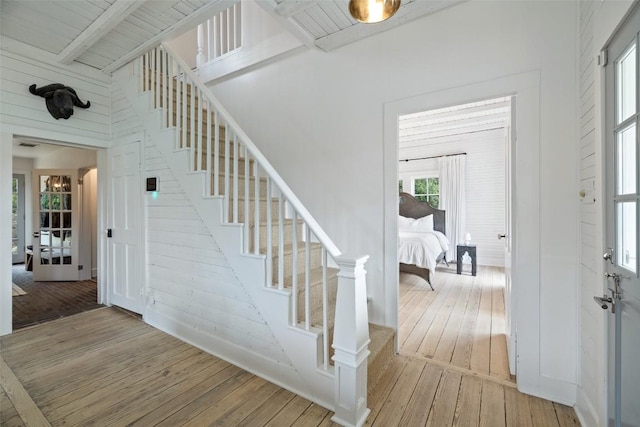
[161,42,341,258]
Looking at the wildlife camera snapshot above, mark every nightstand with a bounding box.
[456,244,477,276]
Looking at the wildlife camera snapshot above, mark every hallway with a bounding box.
[11,264,102,330]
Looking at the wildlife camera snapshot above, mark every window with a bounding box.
[414,177,439,207]
[398,180,404,192]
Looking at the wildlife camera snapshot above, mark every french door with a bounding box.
[32,169,79,281]
[603,5,640,426]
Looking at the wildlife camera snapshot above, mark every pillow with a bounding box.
[398,215,415,230]
[411,214,434,232]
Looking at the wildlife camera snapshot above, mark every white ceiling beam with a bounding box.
[57,0,146,65]
[102,0,237,74]
[315,0,467,52]
[275,0,315,17]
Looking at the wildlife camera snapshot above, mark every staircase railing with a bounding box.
[134,43,370,426]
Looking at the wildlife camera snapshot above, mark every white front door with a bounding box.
[31,169,79,281]
[603,6,640,426]
[107,141,144,314]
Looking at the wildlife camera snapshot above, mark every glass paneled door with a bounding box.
[32,170,79,281]
[603,5,640,426]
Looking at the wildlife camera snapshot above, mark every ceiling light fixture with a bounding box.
[349,0,401,24]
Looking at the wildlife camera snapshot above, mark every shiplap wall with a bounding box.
[0,49,110,141]
[399,128,506,266]
[111,77,290,365]
[576,1,604,425]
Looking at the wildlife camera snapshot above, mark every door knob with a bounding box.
[603,248,614,264]
[497,234,506,239]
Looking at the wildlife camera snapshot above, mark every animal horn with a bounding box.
[67,87,91,109]
[29,83,66,98]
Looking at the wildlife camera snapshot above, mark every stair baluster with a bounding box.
[125,43,373,426]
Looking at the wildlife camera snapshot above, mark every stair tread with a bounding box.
[368,323,395,355]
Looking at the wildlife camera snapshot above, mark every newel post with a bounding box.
[196,24,206,68]
[331,255,371,427]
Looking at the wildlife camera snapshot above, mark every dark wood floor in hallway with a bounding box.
[11,264,103,330]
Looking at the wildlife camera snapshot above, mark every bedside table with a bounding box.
[456,244,477,276]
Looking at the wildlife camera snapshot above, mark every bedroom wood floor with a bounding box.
[399,264,512,382]
[0,306,579,426]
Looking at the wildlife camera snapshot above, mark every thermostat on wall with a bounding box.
[146,177,158,192]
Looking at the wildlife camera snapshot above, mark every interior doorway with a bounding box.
[11,138,102,329]
[395,96,515,381]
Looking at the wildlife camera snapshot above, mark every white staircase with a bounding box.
[113,43,392,427]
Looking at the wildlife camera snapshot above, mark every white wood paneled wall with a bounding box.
[110,78,291,366]
[0,50,110,141]
[143,143,291,363]
[576,1,605,425]
[399,128,506,266]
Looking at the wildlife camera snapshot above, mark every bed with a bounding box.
[398,192,449,290]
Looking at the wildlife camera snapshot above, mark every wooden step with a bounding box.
[250,219,303,253]
[227,197,280,224]
[287,267,339,326]
[212,173,268,198]
[271,243,324,284]
[367,324,396,392]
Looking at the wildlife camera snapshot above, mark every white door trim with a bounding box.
[383,70,555,398]
[0,126,108,336]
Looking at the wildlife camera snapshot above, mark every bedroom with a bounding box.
[396,96,512,378]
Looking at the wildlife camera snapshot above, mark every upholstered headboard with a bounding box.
[398,192,446,235]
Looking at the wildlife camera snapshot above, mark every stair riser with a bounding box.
[272,245,324,283]
[295,275,338,324]
[194,154,251,176]
[229,198,280,224]
[213,175,268,198]
[251,221,303,253]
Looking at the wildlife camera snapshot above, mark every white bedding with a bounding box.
[398,230,450,274]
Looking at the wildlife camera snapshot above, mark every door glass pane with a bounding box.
[616,123,636,195]
[616,42,636,124]
[616,201,637,272]
[12,178,18,255]
[38,173,73,266]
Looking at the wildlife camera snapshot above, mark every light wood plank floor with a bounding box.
[400,264,513,381]
[0,306,579,426]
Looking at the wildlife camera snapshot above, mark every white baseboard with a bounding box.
[145,308,335,412]
[575,387,601,427]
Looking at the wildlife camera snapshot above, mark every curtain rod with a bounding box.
[399,152,467,162]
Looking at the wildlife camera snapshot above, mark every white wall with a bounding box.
[576,1,636,426]
[0,43,111,335]
[210,0,578,403]
[399,129,506,267]
[1,38,110,143]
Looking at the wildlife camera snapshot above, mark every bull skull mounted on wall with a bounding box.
[29,83,91,120]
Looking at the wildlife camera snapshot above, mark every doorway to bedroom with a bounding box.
[396,96,514,382]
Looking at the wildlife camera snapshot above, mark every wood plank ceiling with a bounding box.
[0,0,465,74]
[0,0,235,73]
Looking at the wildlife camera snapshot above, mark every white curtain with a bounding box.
[438,155,466,261]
